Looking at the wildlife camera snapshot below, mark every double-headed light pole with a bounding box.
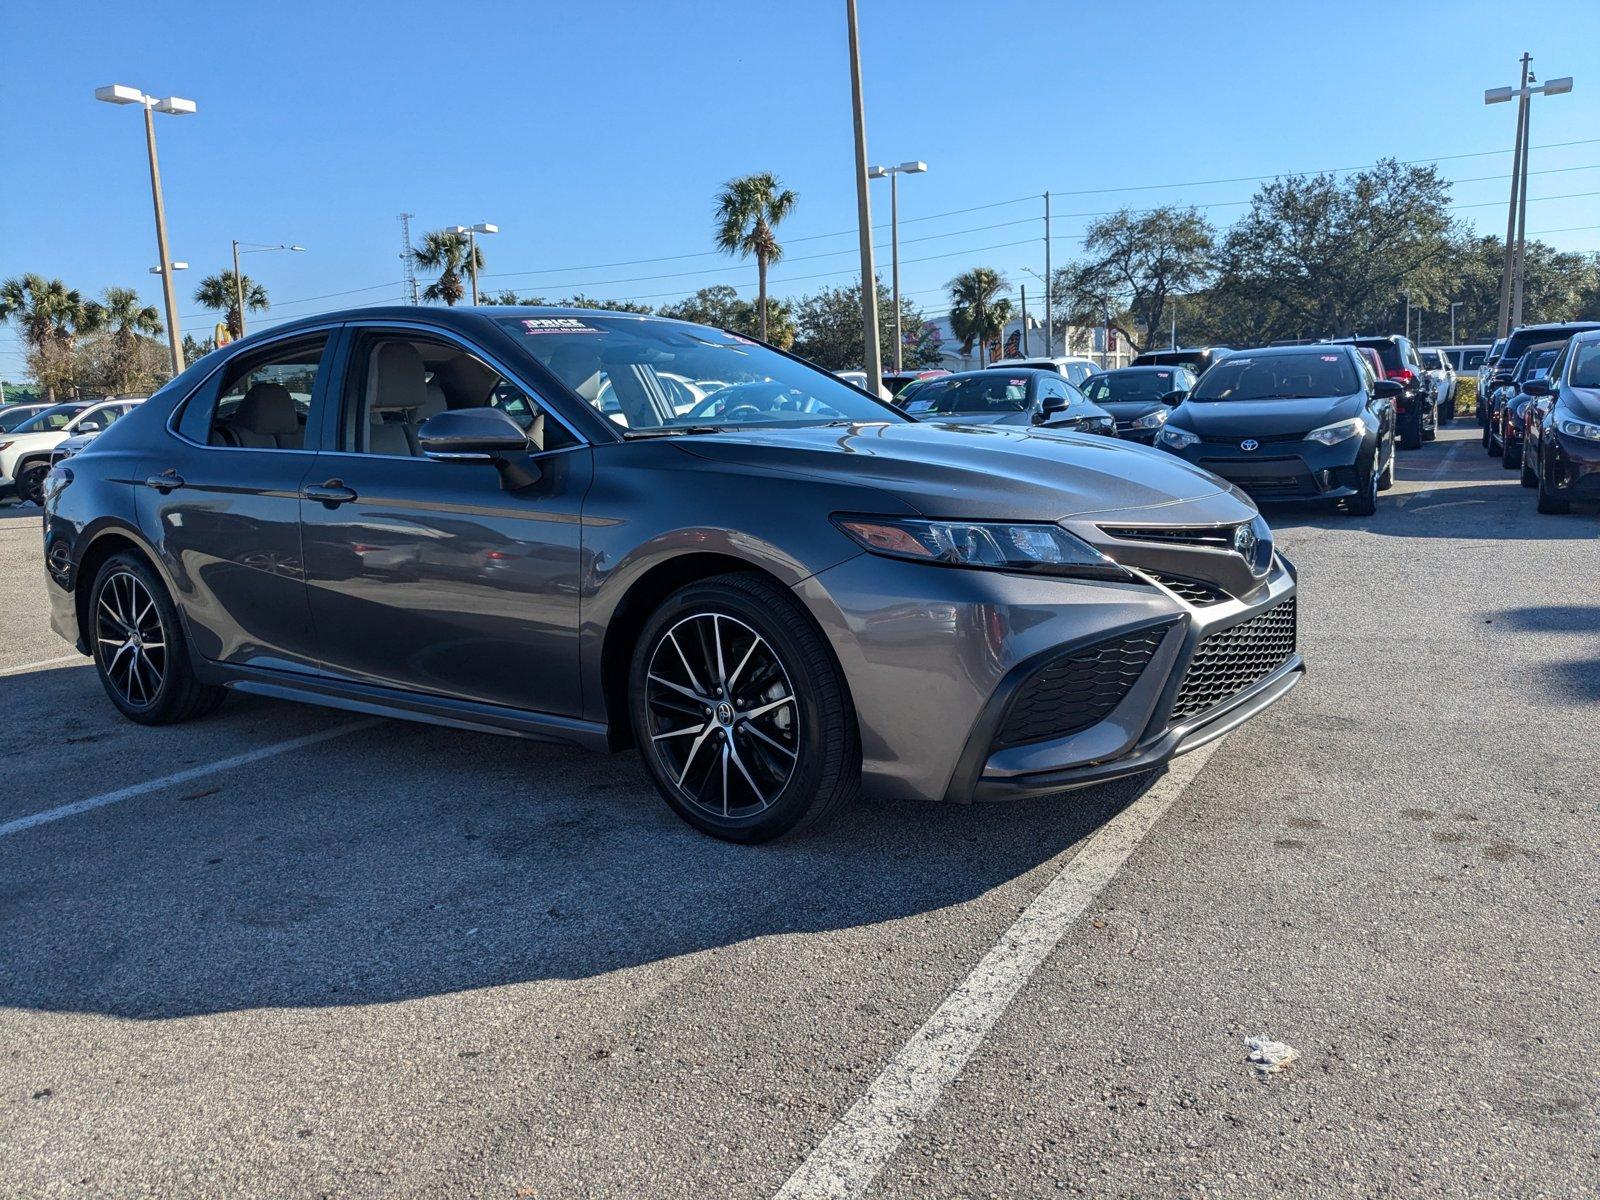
[868,160,927,373]
[94,83,195,374]
[231,241,305,337]
[1485,56,1573,336]
[451,224,499,305]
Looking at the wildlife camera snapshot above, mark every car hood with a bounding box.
[1171,393,1363,437]
[671,420,1235,521]
[1100,399,1166,421]
[911,411,1022,427]
[0,429,65,454]
[1559,386,1600,423]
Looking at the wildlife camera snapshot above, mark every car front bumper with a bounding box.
[1552,429,1600,500]
[793,548,1301,805]
[1168,437,1370,501]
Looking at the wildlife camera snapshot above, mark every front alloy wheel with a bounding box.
[630,573,859,842]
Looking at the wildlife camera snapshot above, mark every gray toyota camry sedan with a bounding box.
[41,307,1301,841]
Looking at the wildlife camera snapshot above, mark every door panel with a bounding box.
[299,451,591,717]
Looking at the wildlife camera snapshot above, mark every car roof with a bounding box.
[931,368,1051,380]
[1092,364,1190,374]
[211,304,696,351]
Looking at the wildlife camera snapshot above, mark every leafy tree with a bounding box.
[791,278,929,369]
[414,229,483,306]
[480,290,656,314]
[74,330,170,396]
[0,275,102,400]
[947,268,1012,367]
[1203,160,1455,344]
[1050,207,1215,355]
[660,285,796,348]
[92,287,164,394]
[182,332,219,362]
[194,270,268,339]
[714,172,798,342]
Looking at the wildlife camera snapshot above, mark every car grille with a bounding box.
[1146,572,1228,606]
[1099,524,1240,548]
[1169,597,1297,723]
[995,624,1172,748]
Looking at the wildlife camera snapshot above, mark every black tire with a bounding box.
[629,572,859,842]
[1520,442,1538,489]
[1484,417,1499,455]
[1442,394,1456,423]
[14,461,49,507]
[1399,407,1424,450]
[1535,455,1571,514]
[1501,434,1521,470]
[1422,403,1437,442]
[1345,443,1379,516]
[1377,436,1396,491]
[89,551,227,725]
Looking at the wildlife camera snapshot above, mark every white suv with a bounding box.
[988,355,1101,387]
[1,398,144,505]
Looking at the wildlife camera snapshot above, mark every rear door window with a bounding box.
[176,336,328,449]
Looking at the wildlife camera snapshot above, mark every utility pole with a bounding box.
[1020,284,1029,356]
[1511,90,1533,329]
[231,240,245,338]
[1450,301,1462,345]
[1043,192,1053,354]
[1170,301,1177,350]
[1493,55,1531,338]
[846,0,882,394]
[143,103,184,374]
[399,212,419,304]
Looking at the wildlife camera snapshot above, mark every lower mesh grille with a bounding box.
[1170,597,1297,723]
[1148,573,1228,606]
[995,625,1170,748]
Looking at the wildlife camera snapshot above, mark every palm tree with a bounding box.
[194,271,268,339]
[713,172,798,341]
[947,268,1013,368]
[413,230,483,306]
[95,287,164,393]
[0,275,102,400]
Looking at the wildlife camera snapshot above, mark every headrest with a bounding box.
[236,382,300,435]
[369,342,428,413]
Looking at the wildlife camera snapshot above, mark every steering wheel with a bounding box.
[686,382,788,421]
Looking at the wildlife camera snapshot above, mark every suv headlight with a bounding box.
[1556,413,1600,441]
[1130,408,1169,430]
[833,516,1128,579]
[1306,417,1364,446]
[1157,425,1200,449]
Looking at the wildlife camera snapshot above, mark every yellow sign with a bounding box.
[215,321,233,347]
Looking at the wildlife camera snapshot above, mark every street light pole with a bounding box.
[1486,56,1573,336]
[451,223,499,306]
[1043,192,1052,354]
[867,160,927,373]
[229,242,306,337]
[845,0,882,395]
[1450,301,1462,345]
[97,86,196,375]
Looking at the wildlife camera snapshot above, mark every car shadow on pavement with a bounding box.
[1488,604,1600,703]
[0,689,1161,1020]
[1257,484,1600,538]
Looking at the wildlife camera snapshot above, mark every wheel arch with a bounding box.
[72,526,171,651]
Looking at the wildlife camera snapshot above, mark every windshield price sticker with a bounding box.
[905,399,934,412]
[521,318,599,335]
[1321,354,1340,361]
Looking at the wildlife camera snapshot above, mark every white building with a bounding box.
[926,312,1134,373]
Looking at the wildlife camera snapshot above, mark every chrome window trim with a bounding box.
[339,318,590,451]
[163,322,345,453]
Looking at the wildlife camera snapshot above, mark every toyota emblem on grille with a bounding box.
[1233,522,1258,562]
[1240,438,1259,451]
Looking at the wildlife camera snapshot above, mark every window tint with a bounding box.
[13,404,86,433]
[901,374,1030,415]
[342,333,575,457]
[1191,352,1360,401]
[1084,371,1177,403]
[179,337,327,449]
[1570,342,1600,388]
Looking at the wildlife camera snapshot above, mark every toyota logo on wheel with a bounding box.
[1240,438,1260,452]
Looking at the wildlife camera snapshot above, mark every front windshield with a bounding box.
[12,404,86,433]
[1570,341,1600,388]
[1190,352,1359,401]
[899,374,1030,415]
[1083,371,1180,403]
[499,315,902,433]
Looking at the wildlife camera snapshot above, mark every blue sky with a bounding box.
[4,0,1599,379]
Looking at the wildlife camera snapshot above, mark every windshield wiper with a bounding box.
[619,425,727,440]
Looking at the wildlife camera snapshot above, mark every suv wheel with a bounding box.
[90,552,227,724]
[629,572,859,842]
[14,461,48,506]
[1422,402,1437,442]
[1399,407,1424,450]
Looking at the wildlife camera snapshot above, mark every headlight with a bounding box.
[1130,408,1169,430]
[1556,414,1600,441]
[1306,417,1364,446]
[1157,425,1200,449]
[833,516,1127,579]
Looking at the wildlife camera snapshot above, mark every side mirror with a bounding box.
[76,419,104,432]
[1372,379,1404,399]
[417,407,541,489]
[1036,393,1070,422]
[1161,389,1188,405]
[1523,378,1552,397]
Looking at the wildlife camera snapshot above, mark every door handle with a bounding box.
[145,471,185,493]
[303,480,358,506]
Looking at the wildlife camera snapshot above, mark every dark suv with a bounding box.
[1327,336,1435,448]
[1479,321,1600,427]
[1131,346,1232,376]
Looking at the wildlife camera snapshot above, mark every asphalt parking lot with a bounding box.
[0,425,1596,1199]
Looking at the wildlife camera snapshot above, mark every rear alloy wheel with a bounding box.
[630,573,858,842]
[1535,453,1571,514]
[90,551,226,724]
[1345,443,1379,516]
[14,461,48,506]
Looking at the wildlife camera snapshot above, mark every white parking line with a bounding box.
[0,653,87,677]
[773,740,1222,1200]
[0,720,377,840]
[1402,440,1466,507]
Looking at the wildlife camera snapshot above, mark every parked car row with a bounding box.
[1,396,145,505]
